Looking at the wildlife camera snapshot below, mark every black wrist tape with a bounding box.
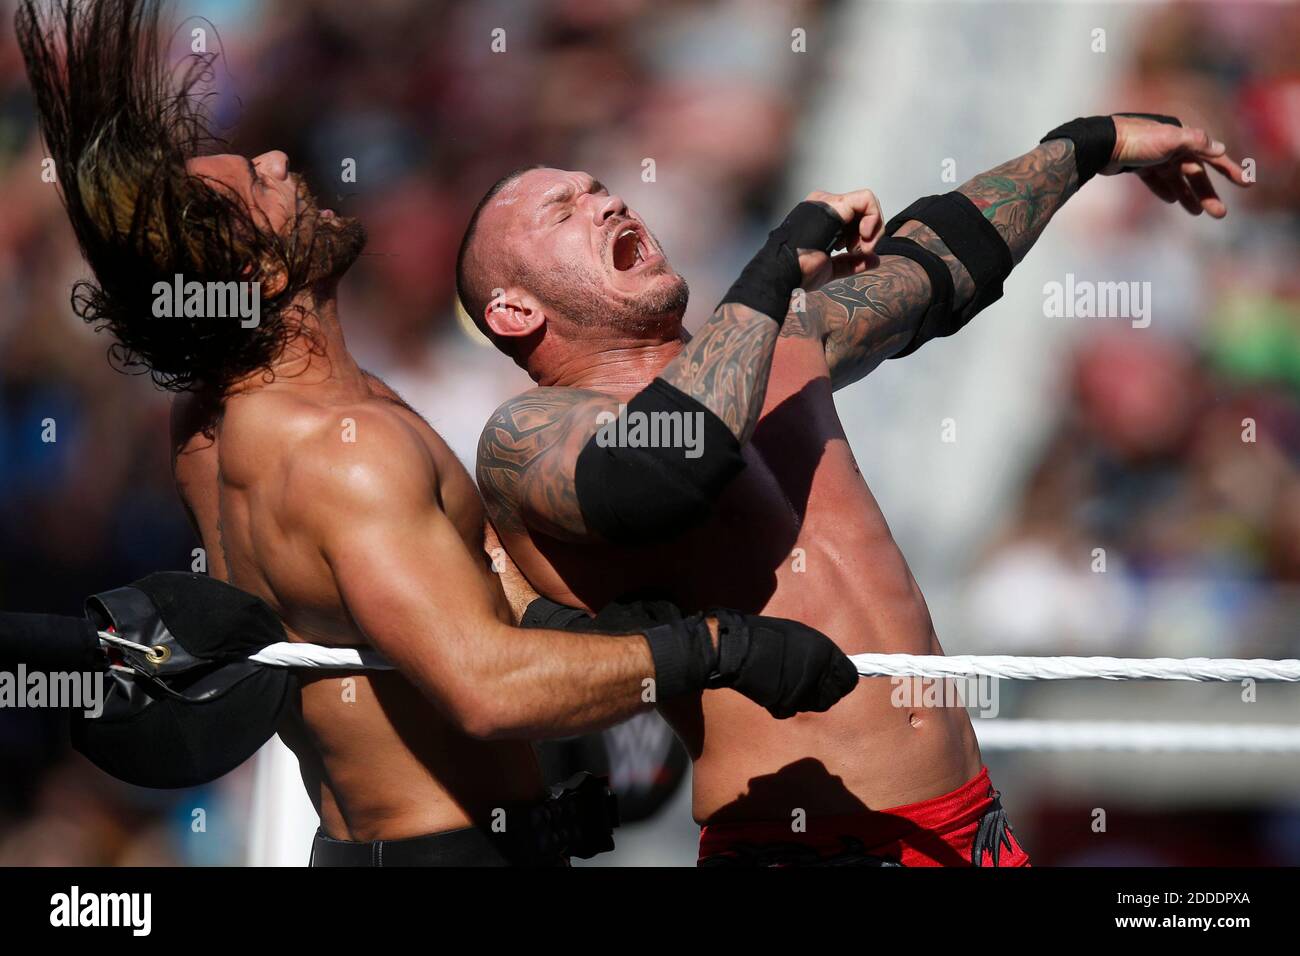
[1041,116,1116,187]
[1042,113,1182,186]
[643,616,716,701]
[719,200,842,324]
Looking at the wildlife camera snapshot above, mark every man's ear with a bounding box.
[483,288,545,340]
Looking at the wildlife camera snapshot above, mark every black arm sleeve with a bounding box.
[574,379,745,545]
[881,192,1012,357]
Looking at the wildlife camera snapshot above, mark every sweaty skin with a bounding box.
[170,153,666,842]
[477,118,1248,824]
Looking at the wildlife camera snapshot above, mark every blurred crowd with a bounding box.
[0,0,1296,865]
[965,1,1300,664]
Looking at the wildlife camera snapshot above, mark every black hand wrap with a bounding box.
[638,607,858,717]
[641,617,718,702]
[1041,113,1182,187]
[705,609,860,718]
[523,595,859,717]
[719,200,843,325]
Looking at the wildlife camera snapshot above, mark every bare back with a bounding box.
[171,374,542,842]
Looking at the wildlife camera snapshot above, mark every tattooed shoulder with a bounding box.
[476,386,601,534]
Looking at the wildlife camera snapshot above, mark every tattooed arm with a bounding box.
[804,113,1248,390]
[478,386,614,540]
[657,302,781,443]
[656,185,883,442]
[799,138,1079,390]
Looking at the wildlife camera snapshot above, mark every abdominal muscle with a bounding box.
[667,440,983,824]
[513,443,985,825]
[496,339,983,827]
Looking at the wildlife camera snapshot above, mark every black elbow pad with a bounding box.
[882,192,1012,356]
[574,379,745,545]
[875,236,954,359]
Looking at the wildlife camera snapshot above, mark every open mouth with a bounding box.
[611,225,648,271]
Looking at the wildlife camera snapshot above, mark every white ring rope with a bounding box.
[97,631,156,657]
[248,642,395,670]
[227,644,1300,754]
[236,643,1300,683]
[974,719,1300,753]
[851,653,1300,682]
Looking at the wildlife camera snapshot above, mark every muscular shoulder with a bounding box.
[476,386,606,532]
[293,402,441,521]
[219,392,440,537]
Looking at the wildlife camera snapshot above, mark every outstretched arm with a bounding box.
[800,115,1249,390]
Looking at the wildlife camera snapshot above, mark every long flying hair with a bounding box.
[16,0,325,391]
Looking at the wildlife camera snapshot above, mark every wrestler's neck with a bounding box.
[534,328,685,394]
[225,285,364,396]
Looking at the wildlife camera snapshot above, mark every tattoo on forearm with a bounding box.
[657,302,778,442]
[792,255,932,389]
[958,138,1078,264]
[808,139,1079,388]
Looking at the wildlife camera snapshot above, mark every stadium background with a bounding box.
[0,0,1297,865]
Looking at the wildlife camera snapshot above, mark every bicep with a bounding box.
[322,488,503,706]
[287,418,505,708]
